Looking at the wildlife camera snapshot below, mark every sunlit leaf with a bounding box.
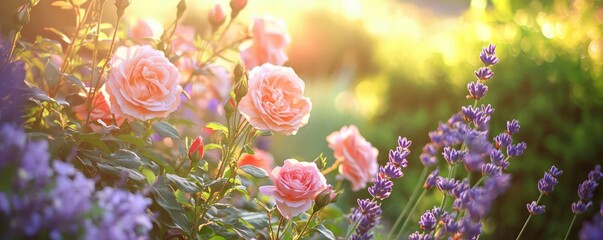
[44,27,71,44]
[152,121,180,140]
[44,60,61,89]
[165,173,199,193]
[50,1,73,10]
[151,177,193,234]
[239,165,268,179]
[314,224,336,240]
[108,149,142,169]
[205,122,228,134]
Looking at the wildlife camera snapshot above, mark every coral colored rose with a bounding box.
[238,63,311,135]
[127,18,163,44]
[259,159,327,219]
[103,45,182,121]
[74,86,125,131]
[327,125,379,191]
[237,149,274,174]
[240,17,290,69]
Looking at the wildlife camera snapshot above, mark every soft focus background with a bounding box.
[3,0,603,239]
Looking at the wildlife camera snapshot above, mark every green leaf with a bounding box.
[64,74,86,90]
[242,145,255,155]
[165,173,199,193]
[151,177,193,234]
[45,60,61,89]
[141,167,156,185]
[76,133,110,152]
[313,153,327,171]
[314,224,336,240]
[204,122,228,134]
[152,121,180,140]
[108,149,142,169]
[116,134,146,147]
[239,165,269,179]
[239,212,268,229]
[204,143,223,151]
[97,163,145,182]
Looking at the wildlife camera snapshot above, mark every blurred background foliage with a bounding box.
[2,0,602,239]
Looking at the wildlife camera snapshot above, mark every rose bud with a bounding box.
[229,0,247,19]
[209,4,226,31]
[188,136,204,161]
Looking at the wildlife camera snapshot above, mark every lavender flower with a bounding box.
[507,142,527,157]
[578,180,598,201]
[442,147,464,165]
[579,213,603,240]
[589,165,602,181]
[424,168,440,189]
[538,168,561,195]
[467,81,488,100]
[494,133,512,149]
[408,232,433,240]
[420,153,437,167]
[450,179,470,199]
[479,44,499,66]
[489,149,509,169]
[474,67,494,81]
[527,201,545,215]
[481,163,501,176]
[379,162,403,179]
[436,177,458,193]
[368,176,393,200]
[462,105,480,122]
[0,43,28,125]
[460,218,482,239]
[549,165,563,178]
[572,165,602,214]
[389,147,410,167]
[506,119,520,135]
[572,201,593,214]
[398,136,412,148]
[483,44,496,55]
[442,213,460,233]
[349,199,382,238]
[418,210,436,231]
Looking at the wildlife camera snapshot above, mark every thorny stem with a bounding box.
[387,167,429,239]
[516,193,543,240]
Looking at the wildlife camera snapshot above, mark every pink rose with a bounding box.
[240,17,290,69]
[259,159,327,219]
[237,148,274,174]
[327,125,379,191]
[238,63,311,135]
[127,18,163,44]
[103,45,182,120]
[74,86,125,131]
[171,25,196,56]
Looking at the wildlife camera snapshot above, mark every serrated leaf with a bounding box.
[239,165,269,179]
[205,122,228,134]
[152,121,180,140]
[166,173,199,193]
[315,224,336,240]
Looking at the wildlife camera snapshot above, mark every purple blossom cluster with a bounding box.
[466,44,498,100]
[579,203,603,239]
[0,124,153,239]
[572,165,602,214]
[523,166,563,216]
[349,137,411,240]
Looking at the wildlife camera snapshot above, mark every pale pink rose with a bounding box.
[327,125,379,191]
[238,63,311,135]
[103,45,182,120]
[127,18,163,44]
[237,149,274,174]
[74,86,125,131]
[240,17,290,69]
[259,159,327,219]
[171,25,196,56]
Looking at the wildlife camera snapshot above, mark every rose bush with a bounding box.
[103,45,182,121]
[238,63,312,135]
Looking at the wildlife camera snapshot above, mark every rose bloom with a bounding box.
[237,148,274,174]
[103,45,182,121]
[127,18,163,44]
[240,17,290,70]
[327,125,379,191]
[259,159,327,219]
[74,86,125,131]
[238,63,311,135]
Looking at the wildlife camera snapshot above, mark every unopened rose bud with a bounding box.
[313,185,334,212]
[177,0,187,19]
[224,97,235,119]
[114,0,131,17]
[229,0,247,19]
[233,63,245,83]
[234,78,248,103]
[188,136,204,161]
[209,4,226,32]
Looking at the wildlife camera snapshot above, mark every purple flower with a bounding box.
[507,142,527,157]
[589,165,602,182]
[572,201,593,214]
[549,165,563,178]
[474,67,494,81]
[506,119,520,135]
[451,179,470,199]
[460,218,482,239]
[489,149,509,169]
[408,231,433,240]
[368,176,393,200]
[398,136,412,148]
[483,44,496,55]
[424,168,440,189]
[579,214,603,240]
[442,147,464,165]
[420,153,437,167]
[467,81,488,100]
[480,104,495,115]
[379,162,403,179]
[0,43,28,125]
[481,163,501,176]
[436,177,458,193]
[350,199,381,238]
[462,105,480,122]
[494,133,513,149]
[480,50,499,66]
[578,180,598,201]
[538,169,560,195]
[527,201,545,215]
[419,210,436,231]
[389,147,410,167]
[442,213,460,233]
[350,233,373,240]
